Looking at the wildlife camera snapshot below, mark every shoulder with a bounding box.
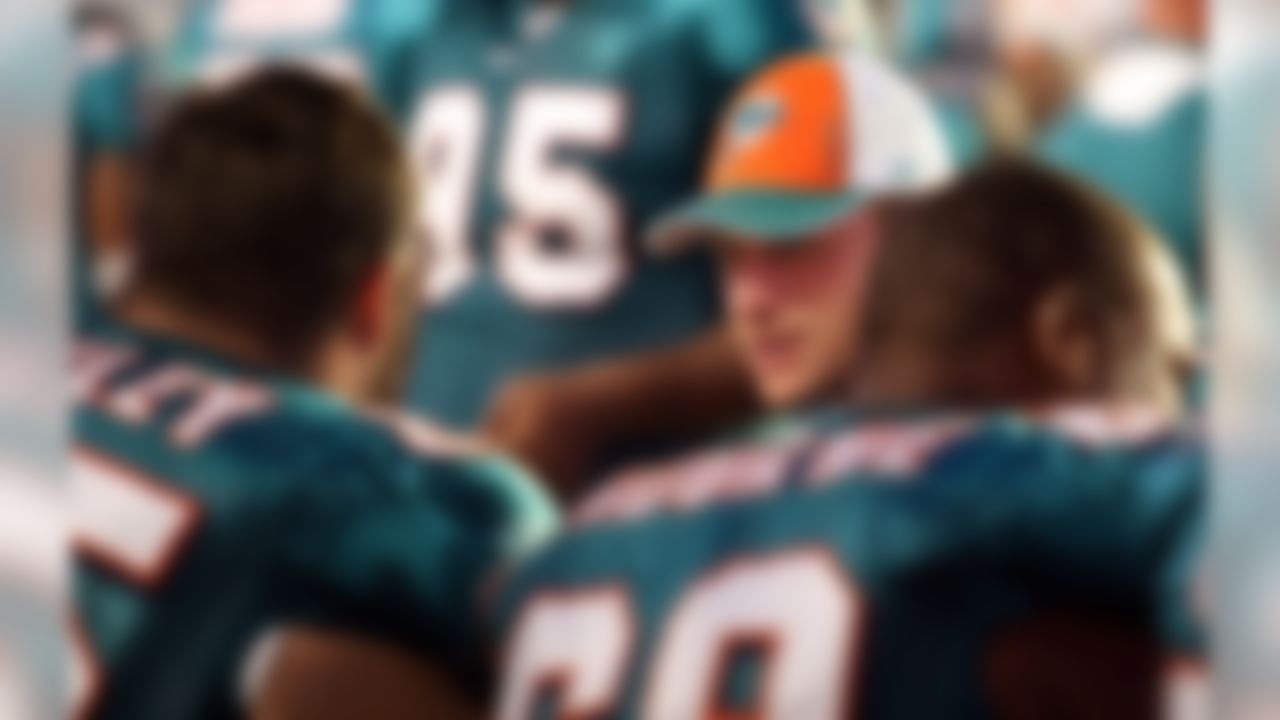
[373,412,560,555]
[814,404,1196,478]
[805,405,1202,528]
[566,410,981,529]
[75,332,549,525]
[265,409,559,557]
[570,432,805,528]
[570,404,1197,527]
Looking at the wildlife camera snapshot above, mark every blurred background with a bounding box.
[70,0,1212,326]
[4,0,1280,717]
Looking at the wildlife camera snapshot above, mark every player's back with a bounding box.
[495,406,1203,719]
[400,0,819,428]
[73,324,557,720]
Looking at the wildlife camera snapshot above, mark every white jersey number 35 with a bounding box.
[409,86,626,309]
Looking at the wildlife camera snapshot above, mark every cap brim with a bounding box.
[648,189,872,255]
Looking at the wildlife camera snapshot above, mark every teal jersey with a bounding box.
[73,18,142,329]
[163,0,438,107]
[1037,43,1205,298]
[399,0,820,428]
[494,407,1204,719]
[72,324,557,720]
[75,32,142,158]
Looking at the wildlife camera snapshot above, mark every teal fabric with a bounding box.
[397,0,820,429]
[895,0,953,66]
[1038,51,1205,299]
[654,189,871,248]
[75,322,557,720]
[931,93,986,169]
[75,53,142,156]
[497,409,1205,718]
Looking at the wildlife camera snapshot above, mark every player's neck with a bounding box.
[847,348,1052,412]
[846,347,945,410]
[117,292,313,380]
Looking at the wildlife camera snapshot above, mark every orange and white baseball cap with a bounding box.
[650,51,953,251]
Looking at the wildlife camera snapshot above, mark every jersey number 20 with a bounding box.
[499,549,863,719]
[410,86,626,309]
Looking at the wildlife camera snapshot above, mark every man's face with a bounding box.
[719,212,878,410]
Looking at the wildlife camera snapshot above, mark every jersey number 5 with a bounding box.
[70,450,201,719]
[409,86,626,309]
[499,549,862,719]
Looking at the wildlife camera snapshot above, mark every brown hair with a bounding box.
[130,68,412,367]
[859,157,1160,404]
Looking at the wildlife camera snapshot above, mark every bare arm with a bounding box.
[484,329,760,500]
[84,153,135,297]
[249,628,483,720]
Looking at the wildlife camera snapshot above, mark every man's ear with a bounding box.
[1031,285,1099,394]
[348,261,394,347]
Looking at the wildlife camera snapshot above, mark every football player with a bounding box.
[652,50,954,428]
[492,144,1203,720]
[398,0,829,443]
[73,71,556,720]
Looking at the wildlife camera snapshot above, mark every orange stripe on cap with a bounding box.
[707,53,848,193]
